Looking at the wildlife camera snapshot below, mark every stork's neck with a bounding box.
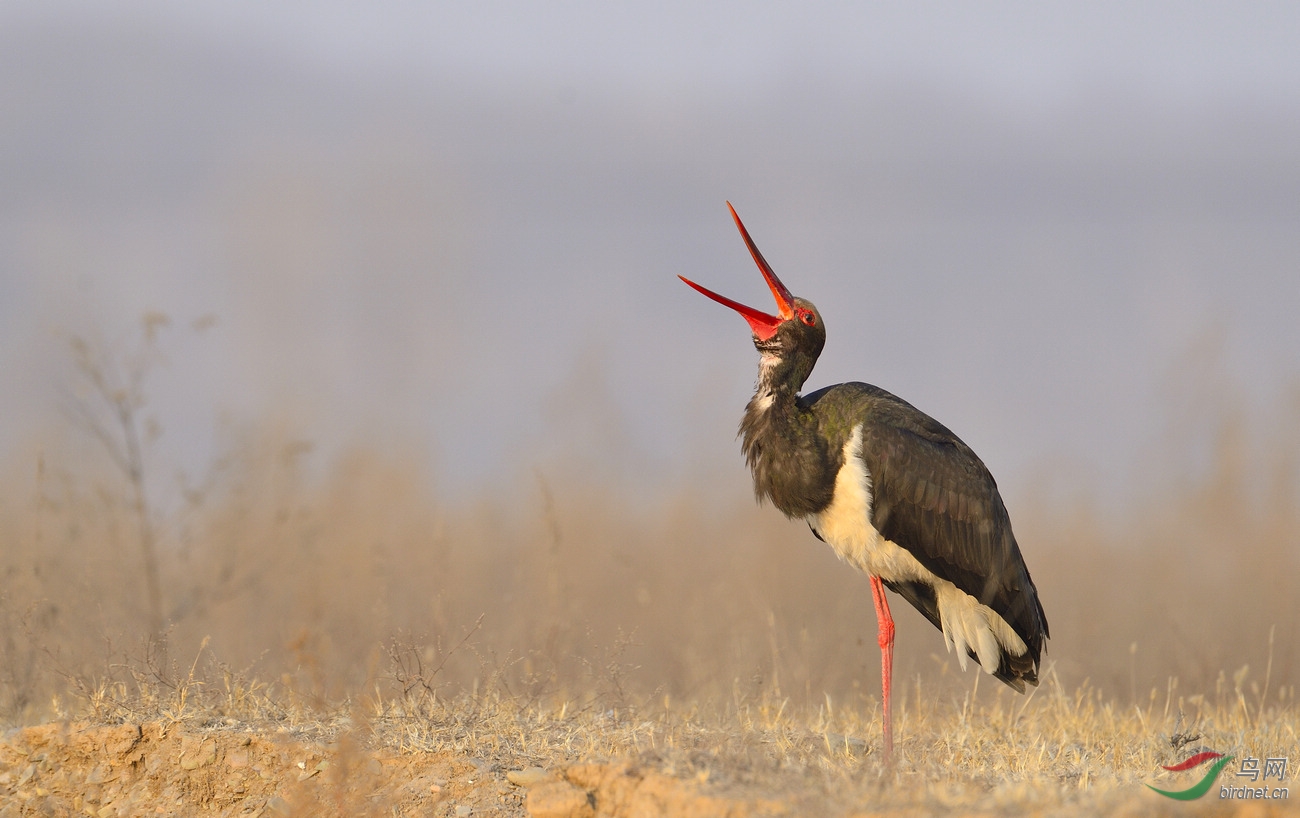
[739,350,834,519]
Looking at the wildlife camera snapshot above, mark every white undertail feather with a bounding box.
[808,425,1028,677]
[934,582,1027,674]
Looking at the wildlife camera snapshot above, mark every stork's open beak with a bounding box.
[680,202,795,342]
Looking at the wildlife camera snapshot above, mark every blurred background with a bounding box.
[1,2,1297,720]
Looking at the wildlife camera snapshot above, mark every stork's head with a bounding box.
[680,203,825,372]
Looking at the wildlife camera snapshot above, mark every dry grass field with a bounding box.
[0,671,1295,816]
[1,338,1297,816]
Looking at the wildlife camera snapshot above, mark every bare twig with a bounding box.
[64,317,171,637]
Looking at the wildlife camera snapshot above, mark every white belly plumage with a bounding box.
[806,425,1028,675]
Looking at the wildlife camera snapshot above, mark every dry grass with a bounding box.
[3,414,1295,718]
[9,631,1295,814]
[0,327,1297,814]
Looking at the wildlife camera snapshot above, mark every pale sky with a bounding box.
[3,1,1299,515]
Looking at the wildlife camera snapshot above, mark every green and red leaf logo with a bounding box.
[1147,751,1234,800]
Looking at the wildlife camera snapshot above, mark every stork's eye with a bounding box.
[798,309,816,326]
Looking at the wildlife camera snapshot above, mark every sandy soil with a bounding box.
[0,721,792,818]
[4,720,1298,817]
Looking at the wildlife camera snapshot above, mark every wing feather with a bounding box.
[805,382,1049,681]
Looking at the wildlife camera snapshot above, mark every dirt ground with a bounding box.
[0,721,791,818]
[3,720,1298,818]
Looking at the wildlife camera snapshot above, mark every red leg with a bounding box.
[870,575,895,765]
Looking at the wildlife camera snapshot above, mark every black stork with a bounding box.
[680,203,1049,764]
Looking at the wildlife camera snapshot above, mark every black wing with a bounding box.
[806,383,1049,689]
